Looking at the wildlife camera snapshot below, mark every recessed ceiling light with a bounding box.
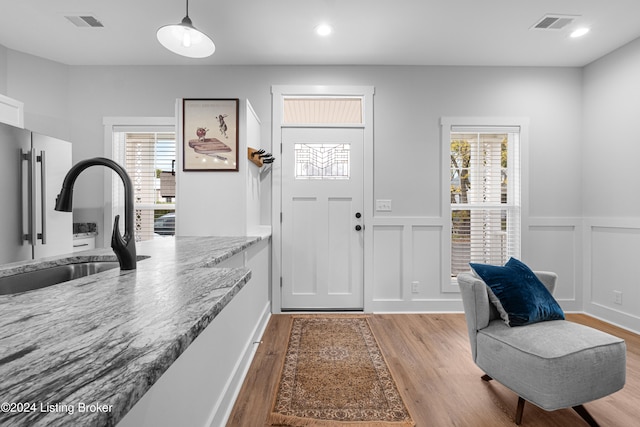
[315,24,333,37]
[570,27,590,38]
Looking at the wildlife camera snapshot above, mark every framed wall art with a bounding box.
[183,98,239,171]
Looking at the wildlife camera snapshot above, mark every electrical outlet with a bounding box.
[613,291,623,305]
[376,199,392,212]
[411,281,419,293]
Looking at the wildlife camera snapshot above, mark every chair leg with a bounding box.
[480,377,598,426]
[515,397,526,425]
[572,405,600,427]
[479,375,527,425]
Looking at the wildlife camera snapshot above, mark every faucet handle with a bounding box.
[112,215,124,245]
[111,215,137,270]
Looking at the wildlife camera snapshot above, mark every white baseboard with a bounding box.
[584,303,640,335]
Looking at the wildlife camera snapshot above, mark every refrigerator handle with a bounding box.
[21,149,36,245]
[38,150,47,244]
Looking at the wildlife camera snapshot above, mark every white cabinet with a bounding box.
[73,236,96,252]
[117,238,271,427]
[0,94,24,128]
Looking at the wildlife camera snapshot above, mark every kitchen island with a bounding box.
[0,235,270,427]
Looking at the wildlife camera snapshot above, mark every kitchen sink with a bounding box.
[0,261,121,295]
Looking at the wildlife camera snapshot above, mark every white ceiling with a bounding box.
[1,0,639,67]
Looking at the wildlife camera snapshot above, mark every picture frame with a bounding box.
[182,98,239,171]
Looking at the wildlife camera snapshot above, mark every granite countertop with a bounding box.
[0,235,263,427]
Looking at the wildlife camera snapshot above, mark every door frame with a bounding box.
[271,85,375,313]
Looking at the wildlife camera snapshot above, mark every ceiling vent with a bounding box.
[65,15,104,28]
[531,14,578,30]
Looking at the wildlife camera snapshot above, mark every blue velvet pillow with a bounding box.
[469,257,565,327]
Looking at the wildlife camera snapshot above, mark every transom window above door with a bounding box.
[283,96,363,125]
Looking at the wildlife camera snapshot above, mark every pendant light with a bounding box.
[156,0,215,58]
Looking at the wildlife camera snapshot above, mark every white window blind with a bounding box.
[113,131,176,242]
[450,127,521,277]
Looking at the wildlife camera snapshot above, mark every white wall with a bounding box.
[2,47,589,319]
[244,101,266,235]
[176,98,265,237]
[582,36,640,332]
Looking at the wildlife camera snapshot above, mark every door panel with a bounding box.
[291,197,318,295]
[327,197,353,295]
[281,127,364,310]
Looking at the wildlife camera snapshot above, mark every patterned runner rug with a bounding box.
[268,316,415,426]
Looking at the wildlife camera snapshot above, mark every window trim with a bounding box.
[440,117,529,293]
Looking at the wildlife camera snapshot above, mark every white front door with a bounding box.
[281,127,364,310]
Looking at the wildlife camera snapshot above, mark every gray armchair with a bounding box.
[458,271,626,426]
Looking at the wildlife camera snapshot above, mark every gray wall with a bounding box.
[2,44,605,318]
[61,64,583,232]
[3,49,70,139]
[0,44,7,95]
[581,36,640,330]
[583,36,640,217]
[3,56,584,238]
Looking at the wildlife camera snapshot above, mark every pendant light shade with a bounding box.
[157,0,215,58]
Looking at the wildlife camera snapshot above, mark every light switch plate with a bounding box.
[376,199,392,212]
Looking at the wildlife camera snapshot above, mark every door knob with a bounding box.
[355,212,362,219]
[355,225,363,231]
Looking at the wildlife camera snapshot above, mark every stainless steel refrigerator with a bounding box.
[0,122,72,264]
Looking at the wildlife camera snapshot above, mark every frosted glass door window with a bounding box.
[294,143,350,179]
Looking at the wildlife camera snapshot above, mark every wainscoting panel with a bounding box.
[372,225,404,301]
[368,216,586,313]
[526,220,580,310]
[585,219,640,332]
[411,225,444,300]
[365,215,640,330]
[370,218,460,312]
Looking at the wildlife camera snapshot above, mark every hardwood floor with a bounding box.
[227,314,640,426]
